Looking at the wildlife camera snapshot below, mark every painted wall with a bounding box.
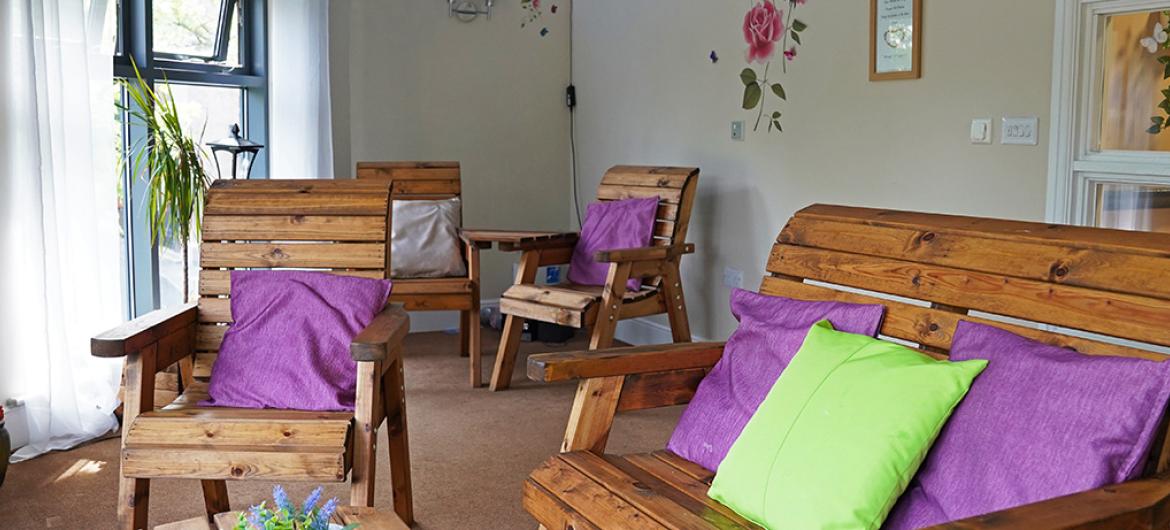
[572,1,1057,340]
[330,1,572,304]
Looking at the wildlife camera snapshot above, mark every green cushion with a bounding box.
[708,320,987,530]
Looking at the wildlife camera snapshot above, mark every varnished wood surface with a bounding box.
[156,506,410,530]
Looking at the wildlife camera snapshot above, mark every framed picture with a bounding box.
[870,0,922,81]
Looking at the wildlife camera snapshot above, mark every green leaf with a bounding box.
[772,111,781,119]
[792,19,808,32]
[1160,99,1170,113]
[1164,62,1170,79]
[1162,88,1170,99]
[791,31,801,45]
[1159,56,1170,64]
[773,120,783,132]
[771,83,787,100]
[1154,116,1166,126]
[743,83,762,110]
[740,68,758,86]
[1149,123,1163,134]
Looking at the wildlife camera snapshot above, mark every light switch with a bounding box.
[731,121,745,141]
[970,119,992,144]
[1001,116,1039,145]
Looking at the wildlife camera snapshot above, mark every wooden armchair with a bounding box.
[356,161,485,387]
[462,165,699,392]
[91,180,414,530]
[522,204,1170,529]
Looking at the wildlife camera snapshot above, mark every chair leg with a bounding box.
[490,314,524,391]
[467,308,482,388]
[662,263,693,343]
[117,475,150,530]
[201,480,230,518]
[590,262,632,350]
[351,362,380,507]
[383,357,414,525]
[458,310,471,358]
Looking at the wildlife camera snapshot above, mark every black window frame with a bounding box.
[115,0,268,318]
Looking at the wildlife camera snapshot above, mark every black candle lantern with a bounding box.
[207,123,264,180]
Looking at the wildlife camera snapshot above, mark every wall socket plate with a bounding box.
[731,121,745,141]
[723,267,744,289]
[1001,116,1039,145]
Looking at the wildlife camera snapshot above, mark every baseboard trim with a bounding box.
[406,298,499,333]
[614,317,707,346]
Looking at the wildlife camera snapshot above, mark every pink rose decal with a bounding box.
[743,1,785,64]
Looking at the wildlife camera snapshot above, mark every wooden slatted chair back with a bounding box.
[766,204,1170,474]
[356,161,462,201]
[195,179,392,377]
[596,165,700,249]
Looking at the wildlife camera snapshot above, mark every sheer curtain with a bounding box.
[270,0,335,179]
[0,0,123,461]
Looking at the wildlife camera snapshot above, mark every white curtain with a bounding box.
[270,0,335,179]
[0,0,123,461]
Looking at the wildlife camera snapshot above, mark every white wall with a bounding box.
[573,1,1056,341]
[330,0,572,304]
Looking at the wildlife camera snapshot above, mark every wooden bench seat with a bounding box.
[526,451,763,530]
[501,283,663,329]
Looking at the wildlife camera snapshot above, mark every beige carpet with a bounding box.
[0,327,684,529]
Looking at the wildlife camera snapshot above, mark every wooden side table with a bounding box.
[156,506,410,530]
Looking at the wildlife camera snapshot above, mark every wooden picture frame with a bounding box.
[870,0,922,81]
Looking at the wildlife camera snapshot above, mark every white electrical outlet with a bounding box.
[723,267,744,289]
[731,121,745,141]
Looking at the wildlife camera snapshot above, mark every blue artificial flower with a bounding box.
[314,497,340,530]
[272,485,293,514]
[302,486,324,514]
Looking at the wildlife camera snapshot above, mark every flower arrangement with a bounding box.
[739,0,810,133]
[1142,11,1170,135]
[234,485,356,530]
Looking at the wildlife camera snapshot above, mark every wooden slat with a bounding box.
[390,292,475,311]
[128,412,351,448]
[199,269,386,296]
[617,368,709,412]
[202,215,387,242]
[200,242,385,269]
[623,453,760,529]
[204,192,388,216]
[601,166,696,189]
[758,277,1166,361]
[193,353,216,379]
[500,298,588,328]
[198,298,232,323]
[121,445,347,481]
[780,215,1170,300]
[391,179,460,196]
[209,179,390,194]
[504,284,599,310]
[768,244,1170,348]
[598,185,683,204]
[797,203,1170,258]
[196,324,227,352]
[528,342,725,383]
[391,277,473,294]
[559,452,720,530]
[523,479,604,530]
[92,303,197,357]
[652,451,715,484]
[528,455,668,530]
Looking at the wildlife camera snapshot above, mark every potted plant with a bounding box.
[236,485,356,530]
[118,62,212,303]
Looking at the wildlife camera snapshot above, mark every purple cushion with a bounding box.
[884,321,1170,529]
[666,289,885,471]
[567,197,659,291]
[202,270,392,411]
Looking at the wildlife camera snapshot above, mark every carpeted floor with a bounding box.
[0,327,684,529]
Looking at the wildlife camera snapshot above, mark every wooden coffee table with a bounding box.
[156,506,409,530]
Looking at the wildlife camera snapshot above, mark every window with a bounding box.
[114,0,268,317]
[1049,1,1170,234]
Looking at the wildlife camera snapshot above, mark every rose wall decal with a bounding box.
[1142,10,1170,135]
[739,0,809,133]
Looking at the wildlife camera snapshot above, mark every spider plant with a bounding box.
[118,60,212,303]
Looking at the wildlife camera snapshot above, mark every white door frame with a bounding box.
[1046,0,1170,225]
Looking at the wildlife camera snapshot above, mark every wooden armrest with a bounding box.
[459,228,579,252]
[929,473,1170,529]
[594,243,695,263]
[351,305,411,362]
[91,302,197,358]
[527,342,726,383]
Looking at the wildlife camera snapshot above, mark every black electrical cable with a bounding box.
[568,0,581,229]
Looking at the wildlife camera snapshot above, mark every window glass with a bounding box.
[152,0,240,66]
[1098,10,1170,152]
[157,83,241,307]
[1094,182,1170,233]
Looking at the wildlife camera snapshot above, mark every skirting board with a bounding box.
[615,317,707,346]
[407,298,501,333]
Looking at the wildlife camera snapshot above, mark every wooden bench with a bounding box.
[523,204,1170,530]
[92,180,413,530]
[357,161,486,387]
